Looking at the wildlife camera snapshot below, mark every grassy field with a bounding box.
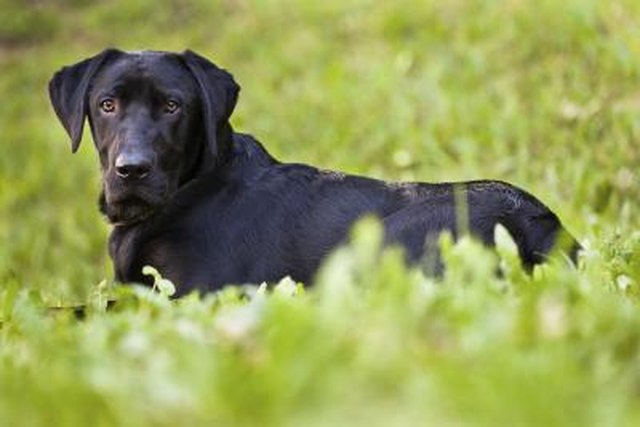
[1,0,639,425]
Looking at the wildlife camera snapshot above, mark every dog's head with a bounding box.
[49,49,239,225]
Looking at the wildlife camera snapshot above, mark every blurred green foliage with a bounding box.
[1,0,639,425]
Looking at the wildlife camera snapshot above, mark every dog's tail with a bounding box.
[466,181,581,271]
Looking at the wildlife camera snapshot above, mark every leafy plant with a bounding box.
[1,1,639,426]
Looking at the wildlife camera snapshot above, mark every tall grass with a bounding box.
[0,1,639,425]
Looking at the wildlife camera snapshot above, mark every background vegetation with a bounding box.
[0,0,639,425]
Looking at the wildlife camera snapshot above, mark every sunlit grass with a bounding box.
[1,1,639,425]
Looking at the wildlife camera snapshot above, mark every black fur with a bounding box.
[49,49,580,295]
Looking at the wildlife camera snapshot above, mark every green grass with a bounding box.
[1,0,639,425]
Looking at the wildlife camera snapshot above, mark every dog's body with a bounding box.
[49,50,579,295]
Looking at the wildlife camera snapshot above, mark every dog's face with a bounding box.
[49,49,239,225]
[89,53,204,224]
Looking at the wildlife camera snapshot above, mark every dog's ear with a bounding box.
[48,49,120,153]
[181,50,240,165]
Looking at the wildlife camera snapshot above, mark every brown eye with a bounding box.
[165,100,180,114]
[100,98,116,114]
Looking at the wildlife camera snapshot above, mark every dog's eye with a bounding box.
[164,100,180,114]
[100,98,116,114]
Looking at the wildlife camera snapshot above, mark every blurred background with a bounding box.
[1,0,638,301]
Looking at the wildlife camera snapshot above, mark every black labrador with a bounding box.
[49,49,580,295]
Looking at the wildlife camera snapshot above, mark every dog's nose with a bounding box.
[115,154,151,180]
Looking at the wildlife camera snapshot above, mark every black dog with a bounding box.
[49,49,579,295]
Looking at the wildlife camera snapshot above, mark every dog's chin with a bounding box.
[103,196,163,227]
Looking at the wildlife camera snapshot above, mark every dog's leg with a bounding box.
[465,181,581,271]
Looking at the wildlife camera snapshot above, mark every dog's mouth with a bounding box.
[101,190,167,227]
[110,197,158,226]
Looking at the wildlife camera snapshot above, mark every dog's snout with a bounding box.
[115,153,152,180]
